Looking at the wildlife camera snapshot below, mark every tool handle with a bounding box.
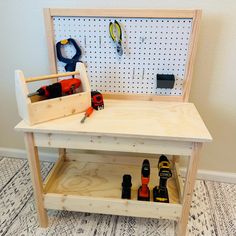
[25,71,80,83]
[85,107,94,117]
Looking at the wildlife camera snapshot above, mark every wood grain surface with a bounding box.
[15,100,212,142]
[46,160,179,203]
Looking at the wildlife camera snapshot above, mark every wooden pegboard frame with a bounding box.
[44,9,201,102]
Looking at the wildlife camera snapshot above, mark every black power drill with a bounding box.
[153,155,172,203]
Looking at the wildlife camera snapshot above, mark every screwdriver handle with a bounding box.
[85,106,94,117]
[80,107,94,123]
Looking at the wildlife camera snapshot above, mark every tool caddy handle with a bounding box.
[25,71,80,83]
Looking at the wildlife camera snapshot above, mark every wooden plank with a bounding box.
[28,91,90,125]
[49,8,196,18]
[45,161,179,203]
[177,142,202,236]
[44,193,182,220]
[15,100,212,143]
[24,133,48,227]
[59,148,66,161]
[173,161,184,203]
[65,150,172,166]
[103,93,183,102]
[15,70,31,122]
[183,10,202,101]
[44,8,57,74]
[34,133,193,156]
[26,71,80,83]
[43,151,65,192]
[76,61,91,94]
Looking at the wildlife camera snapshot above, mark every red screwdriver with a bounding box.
[80,107,94,123]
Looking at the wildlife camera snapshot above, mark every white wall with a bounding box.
[0,1,235,172]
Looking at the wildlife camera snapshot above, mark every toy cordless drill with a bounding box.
[28,78,81,99]
[153,155,172,203]
[138,159,150,201]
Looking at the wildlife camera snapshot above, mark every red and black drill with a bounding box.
[27,78,81,99]
[138,159,150,201]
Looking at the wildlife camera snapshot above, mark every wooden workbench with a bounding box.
[15,99,212,236]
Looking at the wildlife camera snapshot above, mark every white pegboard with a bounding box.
[53,17,193,96]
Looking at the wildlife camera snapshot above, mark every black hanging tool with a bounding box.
[137,159,150,201]
[153,155,172,203]
[156,74,175,89]
[56,38,82,72]
[121,174,132,199]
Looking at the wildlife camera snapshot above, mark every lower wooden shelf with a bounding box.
[43,157,183,220]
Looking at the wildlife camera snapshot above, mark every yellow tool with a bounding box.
[153,155,172,203]
[109,20,123,56]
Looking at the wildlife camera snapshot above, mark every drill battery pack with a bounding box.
[138,185,150,201]
[153,186,169,203]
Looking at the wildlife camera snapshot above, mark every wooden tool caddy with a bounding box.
[15,62,91,125]
[14,8,213,236]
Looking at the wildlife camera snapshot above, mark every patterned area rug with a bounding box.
[0,157,235,236]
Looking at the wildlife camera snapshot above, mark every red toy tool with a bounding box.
[138,159,150,201]
[80,107,94,123]
[27,78,81,98]
[91,91,104,110]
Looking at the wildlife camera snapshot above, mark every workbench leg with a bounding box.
[176,142,202,236]
[24,132,48,228]
[59,148,66,160]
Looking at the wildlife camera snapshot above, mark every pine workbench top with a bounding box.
[15,99,212,142]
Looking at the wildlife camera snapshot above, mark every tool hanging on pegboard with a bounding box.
[109,20,123,56]
[56,38,82,72]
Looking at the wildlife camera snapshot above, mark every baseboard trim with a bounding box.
[180,168,236,184]
[1,147,236,184]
